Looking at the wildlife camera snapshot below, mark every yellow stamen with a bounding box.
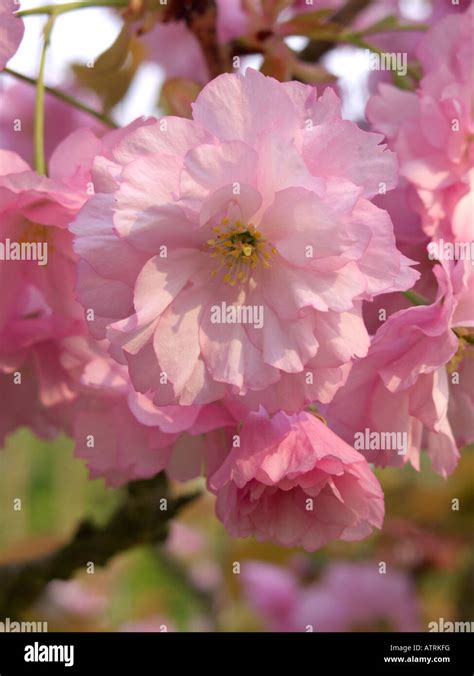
[206,218,277,286]
[448,328,474,373]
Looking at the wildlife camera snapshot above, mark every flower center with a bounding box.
[207,219,277,286]
[18,221,54,252]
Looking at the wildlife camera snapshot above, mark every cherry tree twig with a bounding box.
[164,0,229,77]
[34,16,56,175]
[300,0,372,62]
[16,0,127,17]
[0,474,200,619]
[3,68,118,128]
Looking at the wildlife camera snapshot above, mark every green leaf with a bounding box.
[160,78,203,119]
[71,26,144,111]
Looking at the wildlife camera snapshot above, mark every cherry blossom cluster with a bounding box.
[0,0,472,551]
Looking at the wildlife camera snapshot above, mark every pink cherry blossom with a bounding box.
[1,158,115,432]
[0,0,24,70]
[240,560,299,632]
[72,350,235,487]
[0,144,89,445]
[0,149,88,326]
[43,580,107,618]
[208,408,384,551]
[326,260,473,477]
[363,182,436,335]
[72,353,180,487]
[0,348,67,447]
[0,329,91,448]
[367,5,474,243]
[293,561,420,631]
[242,560,420,631]
[0,124,150,446]
[361,0,472,92]
[0,82,107,165]
[71,70,417,413]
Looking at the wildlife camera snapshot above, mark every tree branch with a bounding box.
[300,0,372,63]
[34,16,56,175]
[16,0,128,17]
[0,474,200,619]
[3,68,118,128]
[164,0,229,78]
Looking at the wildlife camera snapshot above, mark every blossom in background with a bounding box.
[367,5,474,243]
[0,82,107,165]
[41,580,107,619]
[326,260,474,477]
[241,560,420,632]
[71,69,417,413]
[208,408,384,551]
[0,0,24,71]
[239,560,299,632]
[165,522,222,593]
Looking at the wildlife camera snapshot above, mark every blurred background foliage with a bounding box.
[0,429,472,632]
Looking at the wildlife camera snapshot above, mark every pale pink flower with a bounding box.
[367,5,474,242]
[448,353,474,450]
[72,354,180,487]
[208,407,384,551]
[446,261,474,449]
[72,70,417,412]
[0,123,150,445]
[0,345,69,446]
[326,260,473,477]
[0,239,88,447]
[0,121,140,330]
[72,351,235,487]
[0,0,24,70]
[0,149,87,326]
[363,182,436,335]
[0,139,96,431]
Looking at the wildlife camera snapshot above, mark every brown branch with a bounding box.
[164,0,229,78]
[0,473,200,619]
[300,0,372,63]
